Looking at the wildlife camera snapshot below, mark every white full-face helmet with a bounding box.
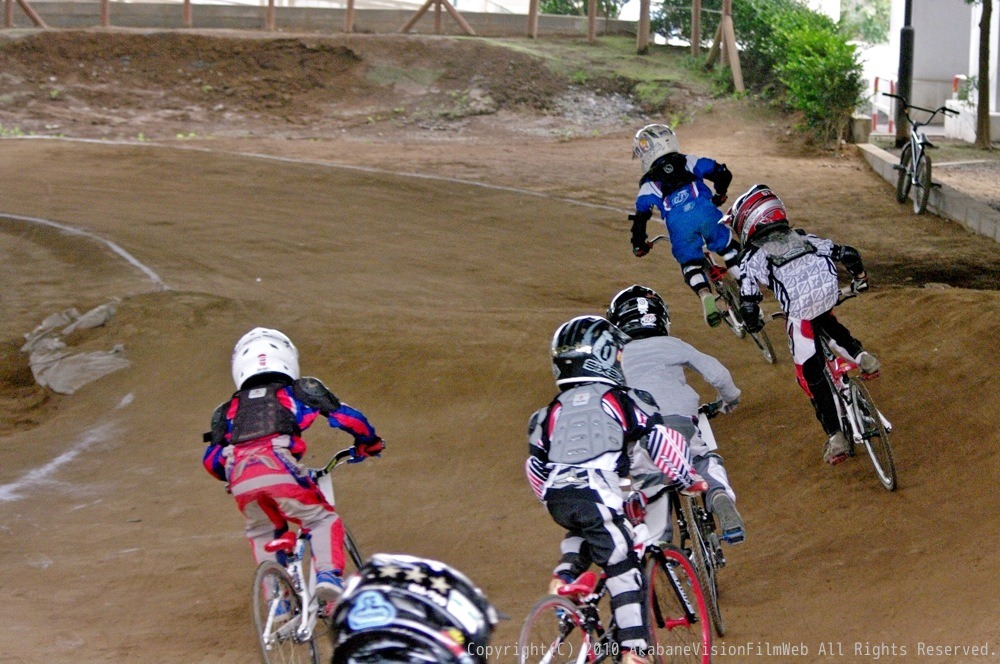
[632,124,681,175]
[230,327,300,390]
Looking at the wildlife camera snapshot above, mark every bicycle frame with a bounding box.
[819,335,894,447]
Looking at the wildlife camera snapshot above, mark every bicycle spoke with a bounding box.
[518,595,589,664]
[850,381,897,491]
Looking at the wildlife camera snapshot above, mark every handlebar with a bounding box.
[311,447,357,480]
[882,92,958,126]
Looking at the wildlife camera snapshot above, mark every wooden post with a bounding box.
[400,0,474,35]
[636,0,649,54]
[344,0,355,32]
[587,0,596,43]
[265,0,275,30]
[705,20,722,67]
[100,0,108,27]
[5,0,13,28]
[183,0,192,28]
[721,0,743,92]
[434,0,441,33]
[691,0,701,56]
[14,0,47,27]
[527,0,538,38]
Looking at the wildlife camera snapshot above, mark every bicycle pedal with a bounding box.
[860,370,881,381]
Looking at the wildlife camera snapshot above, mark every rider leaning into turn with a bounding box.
[628,123,740,328]
[202,327,385,602]
[526,315,707,664]
[727,185,882,466]
[607,284,746,546]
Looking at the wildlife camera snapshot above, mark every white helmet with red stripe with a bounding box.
[230,327,300,389]
[729,184,789,245]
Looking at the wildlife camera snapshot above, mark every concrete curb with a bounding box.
[857,143,1000,244]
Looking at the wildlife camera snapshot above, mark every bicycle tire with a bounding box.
[679,499,725,637]
[895,143,913,203]
[645,546,711,664]
[715,279,746,340]
[517,594,591,664]
[913,152,932,214]
[849,380,897,491]
[344,524,363,573]
[252,561,319,664]
[718,279,777,364]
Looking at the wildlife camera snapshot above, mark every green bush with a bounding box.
[652,0,864,146]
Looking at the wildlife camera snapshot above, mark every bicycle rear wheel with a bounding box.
[679,499,725,637]
[645,547,711,664]
[517,595,590,664]
[252,561,319,664]
[895,143,913,203]
[913,152,932,214]
[850,380,897,491]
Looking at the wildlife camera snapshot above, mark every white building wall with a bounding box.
[889,0,973,111]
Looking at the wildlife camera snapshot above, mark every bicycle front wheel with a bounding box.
[913,152,932,214]
[895,143,913,203]
[646,547,711,664]
[679,499,725,637]
[253,561,319,664]
[850,380,897,491]
[718,279,777,364]
[517,595,590,664]
[343,524,364,573]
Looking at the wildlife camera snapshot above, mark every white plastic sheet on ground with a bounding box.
[21,302,130,395]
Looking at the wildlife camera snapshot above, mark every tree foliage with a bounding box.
[650,0,865,145]
[840,0,890,44]
[540,0,627,18]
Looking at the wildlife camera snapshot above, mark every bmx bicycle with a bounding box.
[517,491,712,664]
[773,285,897,490]
[252,447,366,664]
[883,92,959,215]
[649,235,777,364]
[665,400,735,638]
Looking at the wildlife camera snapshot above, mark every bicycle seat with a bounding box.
[264,531,297,554]
[556,571,599,600]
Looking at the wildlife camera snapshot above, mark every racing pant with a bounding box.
[546,486,648,654]
[227,439,345,574]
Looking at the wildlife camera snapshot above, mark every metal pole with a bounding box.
[894,0,914,148]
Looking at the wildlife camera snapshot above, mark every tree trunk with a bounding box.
[976,0,992,149]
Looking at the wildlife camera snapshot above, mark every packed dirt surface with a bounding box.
[1,30,999,664]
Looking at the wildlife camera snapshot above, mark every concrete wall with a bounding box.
[5,1,636,36]
[857,142,1000,244]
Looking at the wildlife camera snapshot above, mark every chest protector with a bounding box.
[229,383,301,445]
[758,228,817,267]
[547,384,625,465]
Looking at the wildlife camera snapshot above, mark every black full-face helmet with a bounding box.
[550,315,629,388]
[331,554,499,664]
[606,285,671,339]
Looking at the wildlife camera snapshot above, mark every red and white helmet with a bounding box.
[632,124,680,175]
[230,327,300,389]
[729,184,789,245]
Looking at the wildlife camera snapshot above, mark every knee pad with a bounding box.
[681,261,709,292]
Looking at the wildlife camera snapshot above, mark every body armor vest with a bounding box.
[547,384,625,465]
[229,383,300,445]
[759,228,817,267]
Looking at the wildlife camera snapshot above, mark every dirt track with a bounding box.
[1,31,1000,664]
